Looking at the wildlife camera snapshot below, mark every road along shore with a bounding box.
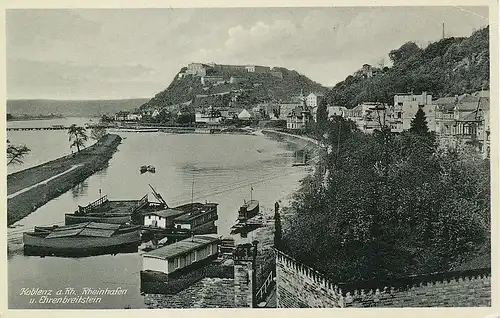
[7,134,122,226]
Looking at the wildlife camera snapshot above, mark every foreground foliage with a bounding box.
[7,140,31,165]
[282,118,490,282]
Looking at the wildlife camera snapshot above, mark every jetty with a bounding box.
[7,124,114,132]
[7,134,122,226]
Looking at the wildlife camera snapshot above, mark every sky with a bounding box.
[6,6,489,100]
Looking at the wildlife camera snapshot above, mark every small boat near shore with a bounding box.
[237,199,259,222]
[23,222,141,256]
[140,165,156,173]
[230,188,260,235]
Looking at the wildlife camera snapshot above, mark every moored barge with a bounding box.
[65,193,166,225]
[23,222,141,256]
[140,234,226,294]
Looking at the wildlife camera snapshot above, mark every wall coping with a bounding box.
[274,248,491,296]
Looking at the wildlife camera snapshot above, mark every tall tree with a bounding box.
[409,108,429,136]
[274,202,282,249]
[7,140,30,165]
[68,124,88,153]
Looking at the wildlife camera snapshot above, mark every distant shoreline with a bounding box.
[7,117,66,122]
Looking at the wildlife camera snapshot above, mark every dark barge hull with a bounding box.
[24,242,140,257]
[23,224,141,257]
[140,255,229,295]
[65,213,131,225]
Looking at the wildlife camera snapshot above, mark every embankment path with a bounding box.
[7,134,122,226]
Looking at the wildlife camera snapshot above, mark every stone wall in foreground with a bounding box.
[275,250,491,308]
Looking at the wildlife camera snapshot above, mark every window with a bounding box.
[397,112,402,119]
[175,258,180,269]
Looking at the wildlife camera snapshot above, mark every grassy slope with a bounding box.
[141,67,328,110]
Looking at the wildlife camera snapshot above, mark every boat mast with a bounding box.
[250,185,253,201]
[191,174,195,212]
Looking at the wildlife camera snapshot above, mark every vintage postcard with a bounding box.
[1,0,498,317]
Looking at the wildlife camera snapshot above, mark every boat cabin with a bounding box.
[238,200,259,221]
[143,208,187,228]
[172,202,218,233]
[142,234,220,275]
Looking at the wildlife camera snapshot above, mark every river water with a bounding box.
[7,119,310,309]
[7,118,97,174]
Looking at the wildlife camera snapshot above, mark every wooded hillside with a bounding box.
[327,27,489,108]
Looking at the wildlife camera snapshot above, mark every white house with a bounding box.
[392,92,435,132]
[127,113,142,121]
[114,111,130,121]
[143,209,187,229]
[238,109,252,120]
[306,93,325,108]
[287,106,312,130]
[152,109,161,118]
[195,107,223,124]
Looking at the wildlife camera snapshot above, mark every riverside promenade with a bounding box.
[7,134,122,226]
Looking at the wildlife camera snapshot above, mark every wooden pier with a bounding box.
[7,124,113,132]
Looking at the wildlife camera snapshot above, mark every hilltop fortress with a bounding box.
[179,62,283,79]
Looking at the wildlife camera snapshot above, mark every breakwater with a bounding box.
[7,134,122,226]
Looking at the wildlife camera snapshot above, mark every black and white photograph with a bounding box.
[3,2,497,312]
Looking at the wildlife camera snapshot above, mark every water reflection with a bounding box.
[23,244,140,258]
[71,180,89,198]
[7,131,309,309]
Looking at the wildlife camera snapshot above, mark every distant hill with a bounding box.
[327,26,490,108]
[141,65,328,110]
[7,98,149,117]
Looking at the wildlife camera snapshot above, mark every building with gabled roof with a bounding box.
[306,92,325,108]
[286,105,312,130]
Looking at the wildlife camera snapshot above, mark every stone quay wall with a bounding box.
[275,250,491,308]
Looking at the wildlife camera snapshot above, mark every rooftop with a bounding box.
[143,234,220,260]
[144,208,188,219]
[43,222,126,239]
[174,208,215,222]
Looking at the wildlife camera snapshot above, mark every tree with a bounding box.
[68,124,88,153]
[176,113,195,125]
[316,99,329,126]
[389,41,422,65]
[274,202,282,249]
[409,108,429,136]
[90,126,107,141]
[282,121,489,281]
[7,141,30,165]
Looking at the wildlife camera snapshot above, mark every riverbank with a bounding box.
[248,130,322,305]
[261,129,323,150]
[7,134,122,226]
